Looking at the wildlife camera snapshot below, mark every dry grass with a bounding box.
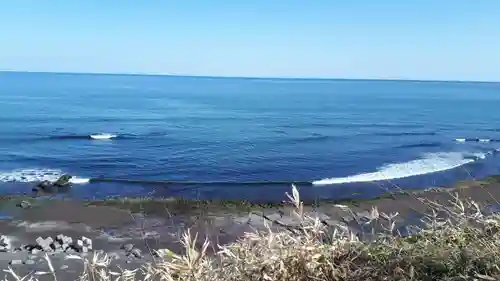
[4,185,500,281]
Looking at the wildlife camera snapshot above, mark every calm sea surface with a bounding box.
[1,72,500,201]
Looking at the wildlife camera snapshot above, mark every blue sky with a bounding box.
[1,1,499,81]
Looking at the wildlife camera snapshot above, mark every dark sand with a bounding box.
[0,176,499,280]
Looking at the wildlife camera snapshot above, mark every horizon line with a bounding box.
[1,69,499,84]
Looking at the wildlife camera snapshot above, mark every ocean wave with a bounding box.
[0,169,89,184]
[455,138,500,143]
[90,133,117,140]
[291,134,332,144]
[49,133,119,140]
[374,131,437,137]
[312,151,485,185]
[280,123,423,130]
[395,142,442,149]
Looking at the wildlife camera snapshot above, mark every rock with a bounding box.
[17,200,31,209]
[142,231,160,239]
[81,236,92,250]
[30,248,41,255]
[35,237,54,252]
[36,180,58,193]
[55,234,65,243]
[53,174,72,187]
[60,243,69,251]
[0,236,12,252]
[44,236,54,245]
[129,248,142,259]
[64,247,76,253]
[121,243,134,252]
[56,234,73,245]
[108,252,120,260]
[53,241,65,253]
[37,180,52,189]
[36,175,72,193]
[0,235,11,246]
[56,235,73,249]
[70,245,81,253]
[9,260,22,265]
[71,239,84,252]
[70,238,90,253]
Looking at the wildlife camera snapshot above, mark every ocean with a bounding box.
[1,71,500,202]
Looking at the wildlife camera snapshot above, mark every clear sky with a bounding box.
[1,1,499,81]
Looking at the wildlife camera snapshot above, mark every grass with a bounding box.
[4,184,500,281]
[85,196,286,215]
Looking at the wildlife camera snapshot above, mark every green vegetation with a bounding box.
[85,196,285,214]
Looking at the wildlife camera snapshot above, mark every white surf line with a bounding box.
[0,169,90,184]
[69,177,90,184]
[90,133,117,140]
[455,138,500,143]
[312,151,485,186]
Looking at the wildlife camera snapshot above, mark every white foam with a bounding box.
[480,139,491,142]
[313,152,483,186]
[90,133,117,140]
[0,169,89,184]
[455,138,466,142]
[0,169,62,183]
[473,152,487,159]
[69,177,90,184]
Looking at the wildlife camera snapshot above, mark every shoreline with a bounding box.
[0,175,498,279]
[2,174,499,209]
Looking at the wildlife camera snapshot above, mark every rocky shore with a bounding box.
[0,175,499,279]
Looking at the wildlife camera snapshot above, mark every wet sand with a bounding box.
[0,176,499,280]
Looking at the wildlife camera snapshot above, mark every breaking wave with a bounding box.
[0,169,89,184]
[49,133,118,140]
[455,138,500,143]
[455,138,500,142]
[395,142,442,149]
[90,133,117,140]
[374,132,437,137]
[313,152,486,185]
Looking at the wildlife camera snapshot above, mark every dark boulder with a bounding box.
[34,175,72,193]
[53,174,72,187]
[36,180,52,189]
[35,180,56,193]
[17,200,31,209]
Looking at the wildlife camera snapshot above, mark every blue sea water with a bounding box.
[1,72,500,201]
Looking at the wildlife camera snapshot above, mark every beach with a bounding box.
[0,175,498,279]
